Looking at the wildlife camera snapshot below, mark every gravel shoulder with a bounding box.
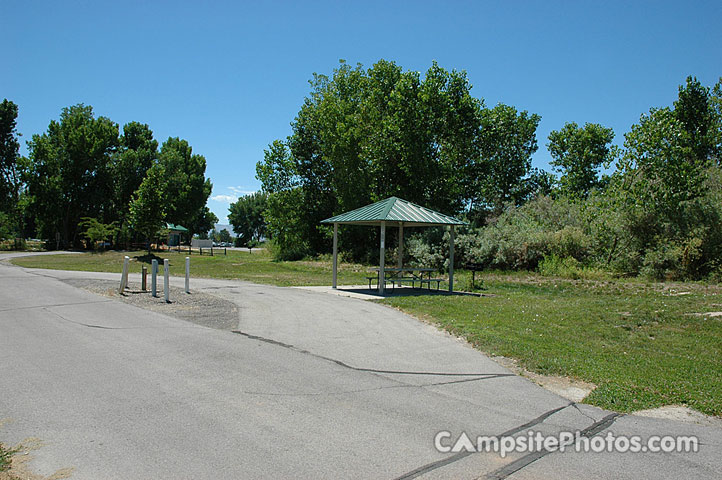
[62,278,240,330]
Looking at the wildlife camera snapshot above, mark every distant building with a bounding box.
[166,223,188,246]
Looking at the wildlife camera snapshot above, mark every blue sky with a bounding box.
[3,1,721,223]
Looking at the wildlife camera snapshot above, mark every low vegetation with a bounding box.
[0,239,44,251]
[0,442,17,473]
[11,250,722,417]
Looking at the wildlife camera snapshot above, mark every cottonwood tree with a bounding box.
[128,164,166,252]
[257,59,540,259]
[620,77,722,214]
[0,99,23,239]
[547,122,616,198]
[218,228,233,244]
[113,122,158,230]
[228,191,268,246]
[476,103,541,211]
[599,76,722,278]
[25,104,119,248]
[157,137,213,237]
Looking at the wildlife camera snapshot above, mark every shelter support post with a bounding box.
[449,225,455,292]
[332,223,338,289]
[398,222,404,270]
[379,222,386,294]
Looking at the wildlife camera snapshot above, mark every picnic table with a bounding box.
[367,267,442,291]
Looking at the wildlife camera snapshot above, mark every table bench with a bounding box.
[366,276,397,291]
[419,277,443,290]
[368,267,437,291]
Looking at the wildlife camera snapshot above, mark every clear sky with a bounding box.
[3,0,721,223]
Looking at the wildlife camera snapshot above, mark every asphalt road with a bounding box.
[1,254,720,479]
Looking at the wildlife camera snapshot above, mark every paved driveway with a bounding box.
[1,255,720,479]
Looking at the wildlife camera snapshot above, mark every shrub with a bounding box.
[640,244,681,281]
[267,238,309,261]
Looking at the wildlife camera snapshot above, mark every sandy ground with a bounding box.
[491,355,597,403]
[0,437,72,480]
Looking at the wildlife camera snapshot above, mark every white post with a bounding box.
[118,255,129,294]
[164,258,170,303]
[185,256,190,293]
[332,223,338,289]
[151,259,158,297]
[449,225,455,293]
[379,222,386,294]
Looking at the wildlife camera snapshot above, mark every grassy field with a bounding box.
[9,249,372,286]
[10,250,722,417]
[386,275,722,416]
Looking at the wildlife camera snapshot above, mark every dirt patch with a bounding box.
[63,279,240,330]
[492,355,596,403]
[686,311,722,318]
[0,437,73,480]
[632,405,722,428]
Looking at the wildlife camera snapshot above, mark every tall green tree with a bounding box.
[218,228,233,244]
[26,104,119,248]
[256,141,308,259]
[476,104,541,211]
[128,164,166,252]
[710,79,722,164]
[0,99,23,239]
[602,76,722,278]
[187,206,218,239]
[157,137,213,237]
[258,59,536,259]
[618,77,722,214]
[228,191,268,246]
[674,76,720,164]
[547,122,616,198]
[113,122,158,227]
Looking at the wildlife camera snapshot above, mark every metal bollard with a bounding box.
[119,256,130,294]
[185,256,190,293]
[163,259,170,303]
[142,266,147,291]
[151,259,158,297]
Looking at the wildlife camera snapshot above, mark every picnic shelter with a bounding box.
[321,197,467,294]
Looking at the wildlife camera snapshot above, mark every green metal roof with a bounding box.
[166,223,188,232]
[321,197,467,227]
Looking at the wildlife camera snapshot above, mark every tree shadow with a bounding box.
[134,253,163,264]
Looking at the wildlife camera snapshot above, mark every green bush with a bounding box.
[537,254,609,280]
[538,254,583,278]
[267,238,309,261]
[640,244,680,281]
[463,196,591,270]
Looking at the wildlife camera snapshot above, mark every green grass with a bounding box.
[11,251,722,416]
[382,275,722,416]
[10,249,371,287]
